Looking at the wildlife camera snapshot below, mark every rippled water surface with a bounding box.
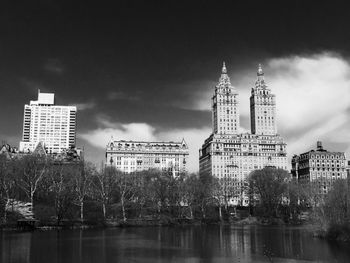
[1,225,350,262]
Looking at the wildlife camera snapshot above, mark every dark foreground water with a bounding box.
[1,225,350,263]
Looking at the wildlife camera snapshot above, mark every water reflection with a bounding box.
[1,225,350,263]
[1,231,31,263]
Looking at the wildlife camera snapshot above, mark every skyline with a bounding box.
[1,1,350,172]
[5,57,350,173]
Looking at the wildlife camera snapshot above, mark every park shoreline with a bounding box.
[0,215,306,231]
[2,216,349,242]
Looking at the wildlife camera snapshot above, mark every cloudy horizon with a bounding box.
[1,1,349,172]
[77,52,350,172]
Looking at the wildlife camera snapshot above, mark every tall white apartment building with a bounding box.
[19,91,77,154]
[199,63,287,205]
[106,139,189,176]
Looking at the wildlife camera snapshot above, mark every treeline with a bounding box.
[0,154,227,225]
[1,154,349,234]
[248,168,350,240]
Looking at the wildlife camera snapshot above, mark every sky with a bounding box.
[0,0,350,172]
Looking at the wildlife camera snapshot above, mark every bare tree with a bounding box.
[181,173,199,219]
[17,154,48,212]
[47,161,75,225]
[0,155,16,222]
[167,172,184,217]
[286,178,303,221]
[323,179,348,225]
[212,179,225,221]
[147,170,174,217]
[299,179,325,208]
[248,167,290,217]
[93,166,116,220]
[197,173,217,220]
[73,161,95,222]
[114,170,136,222]
[132,171,152,218]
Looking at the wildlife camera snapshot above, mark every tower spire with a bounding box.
[222,61,227,74]
[218,61,232,87]
[256,63,265,83]
[257,63,264,76]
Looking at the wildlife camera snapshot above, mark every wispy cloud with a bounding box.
[107,91,140,101]
[78,117,157,149]
[20,78,47,94]
[44,58,64,74]
[73,102,96,111]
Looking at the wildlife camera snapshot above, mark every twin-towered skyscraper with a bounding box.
[200,63,287,205]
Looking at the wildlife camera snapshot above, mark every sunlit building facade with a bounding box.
[199,63,287,205]
[106,139,189,176]
[19,91,77,154]
[291,141,347,194]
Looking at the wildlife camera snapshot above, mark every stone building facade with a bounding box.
[199,63,287,205]
[250,64,277,135]
[291,141,347,194]
[106,139,189,176]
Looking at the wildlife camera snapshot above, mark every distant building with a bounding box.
[106,139,189,176]
[199,63,287,205]
[19,91,77,154]
[291,141,347,194]
[54,145,83,163]
[1,141,82,163]
[0,143,19,159]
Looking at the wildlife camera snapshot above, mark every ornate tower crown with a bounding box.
[212,61,240,134]
[217,61,233,89]
[222,62,227,73]
[257,63,264,76]
[255,63,267,90]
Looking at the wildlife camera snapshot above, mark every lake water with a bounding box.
[1,225,350,263]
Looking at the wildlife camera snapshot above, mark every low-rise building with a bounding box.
[0,143,19,159]
[106,139,189,176]
[291,141,347,194]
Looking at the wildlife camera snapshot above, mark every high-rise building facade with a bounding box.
[212,62,240,134]
[106,139,189,176]
[19,91,77,154]
[199,63,287,205]
[291,141,347,194]
[250,64,277,135]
